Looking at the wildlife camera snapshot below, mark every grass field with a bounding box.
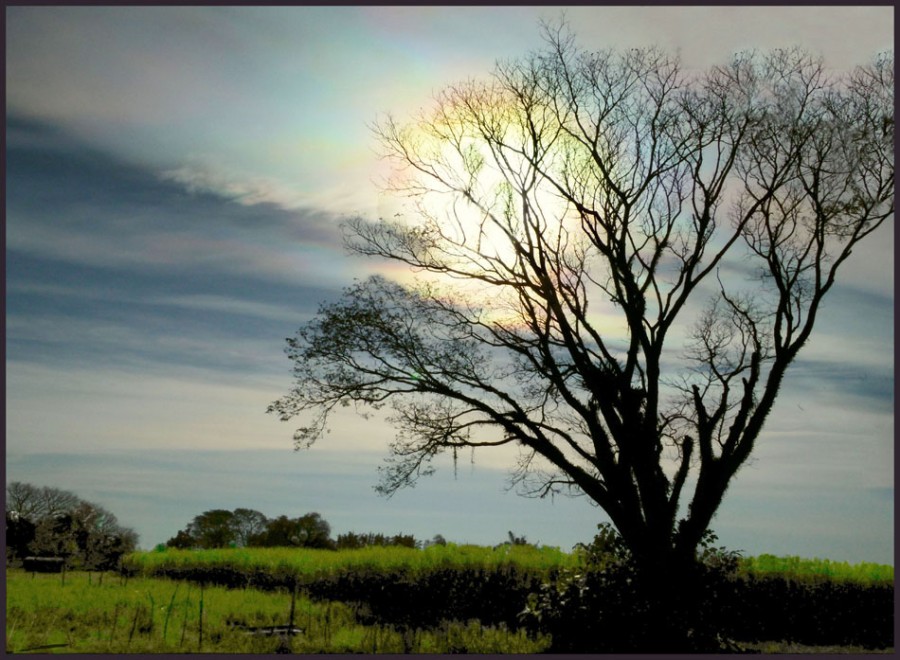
[735,553,893,584]
[122,543,894,585]
[5,569,549,653]
[122,542,579,579]
[7,546,893,653]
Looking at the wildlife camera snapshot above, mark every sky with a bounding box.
[5,6,894,563]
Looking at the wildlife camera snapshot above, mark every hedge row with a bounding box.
[123,564,547,629]
[722,575,893,648]
[303,567,548,629]
[124,563,892,650]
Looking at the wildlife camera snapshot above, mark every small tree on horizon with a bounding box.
[165,529,196,550]
[249,513,335,549]
[186,509,236,549]
[269,23,892,644]
[230,508,269,547]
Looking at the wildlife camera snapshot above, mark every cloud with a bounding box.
[5,248,332,379]
[7,116,357,283]
[151,293,312,325]
[5,360,292,454]
[780,359,893,416]
[160,160,314,211]
[7,281,307,327]
[5,116,373,385]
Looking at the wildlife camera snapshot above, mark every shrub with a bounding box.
[520,525,744,652]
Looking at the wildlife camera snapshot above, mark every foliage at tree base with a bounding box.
[519,565,893,652]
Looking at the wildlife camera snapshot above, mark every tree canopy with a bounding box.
[270,26,892,574]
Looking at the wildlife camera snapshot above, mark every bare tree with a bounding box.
[270,27,892,588]
[230,508,268,547]
[6,482,81,520]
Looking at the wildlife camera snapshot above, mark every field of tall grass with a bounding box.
[736,554,893,584]
[122,543,893,585]
[8,545,892,653]
[5,569,549,653]
[123,542,580,579]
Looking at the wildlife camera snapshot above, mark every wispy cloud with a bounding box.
[160,160,312,210]
[151,293,312,325]
[5,118,368,403]
[6,360,290,454]
[7,116,356,282]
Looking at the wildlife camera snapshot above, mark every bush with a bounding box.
[520,525,892,652]
[519,525,744,652]
[6,492,138,571]
[718,575,894,649]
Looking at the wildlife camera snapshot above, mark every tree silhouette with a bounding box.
[270,23,892,618]
[5,483,137,568]
[249,513,334,549]
[230,508,268,547]
[165,529,195,550]
[186,509,236,549]
[6,482,80,520]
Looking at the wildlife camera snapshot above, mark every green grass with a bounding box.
[123,544,893,586]
[7,569,303,653]
[9,548,893,653]
[5,569,550,654]
[736,554,894,585]
[123,542,580,579]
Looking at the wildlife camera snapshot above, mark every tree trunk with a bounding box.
[628,547,715,651]
[605,518,725,652]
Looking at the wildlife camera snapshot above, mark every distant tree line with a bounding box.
[163,508,452,551]
[5,482,138,570]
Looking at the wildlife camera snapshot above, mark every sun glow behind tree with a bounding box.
[350,83,634,480]
[348,48,726,484]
